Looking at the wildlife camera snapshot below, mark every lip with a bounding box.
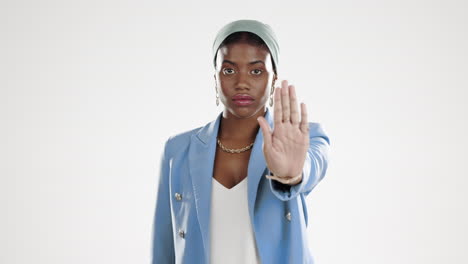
[233,99,254,106]
[232,94,254,101]
[232,94,254,107]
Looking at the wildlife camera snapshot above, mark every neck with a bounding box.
[218,107,267,142]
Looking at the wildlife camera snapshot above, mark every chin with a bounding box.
[225,105,265,119]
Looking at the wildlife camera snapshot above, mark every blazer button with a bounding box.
[285,212,292,221]
[175,192,182,201]
[178,229,185,238]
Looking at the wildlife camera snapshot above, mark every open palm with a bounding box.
[257,80,310,185]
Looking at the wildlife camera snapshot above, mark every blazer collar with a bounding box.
[188,107,273,261]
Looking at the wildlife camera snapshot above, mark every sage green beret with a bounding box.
[212,19,280,72]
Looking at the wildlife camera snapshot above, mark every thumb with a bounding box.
[257,116,272,147]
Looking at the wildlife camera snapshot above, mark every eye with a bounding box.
[251,69,263,75]
[222,68,235,75]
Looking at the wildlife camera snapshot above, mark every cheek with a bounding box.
[217,77,235,94]
[218,81,231,98]
[257,84,271,101]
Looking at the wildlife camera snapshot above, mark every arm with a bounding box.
[151,138,175,263]
[269,123,330,201]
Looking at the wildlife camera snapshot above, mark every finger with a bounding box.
[274,86,282,125]
[281,80,291,123]
[289,85,300,125]
[257,116,272,147]
[300,102,309,134]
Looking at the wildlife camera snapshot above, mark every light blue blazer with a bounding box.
[151,107,331,264]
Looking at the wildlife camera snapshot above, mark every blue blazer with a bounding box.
[151,107,331,264]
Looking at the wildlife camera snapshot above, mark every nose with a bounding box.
[235,70,250,90]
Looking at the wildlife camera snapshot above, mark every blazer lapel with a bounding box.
[188,111,220,260]
[188,108,274,261]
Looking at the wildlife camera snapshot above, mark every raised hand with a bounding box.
[257,80,310,185]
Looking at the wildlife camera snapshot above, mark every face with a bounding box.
[214,42,277,119]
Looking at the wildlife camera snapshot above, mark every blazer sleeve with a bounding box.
[269,122,331,201]
[151,137,175,263]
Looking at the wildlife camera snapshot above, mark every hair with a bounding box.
[214,31,278,75]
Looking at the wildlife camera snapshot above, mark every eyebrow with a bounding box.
[222,59,265,65]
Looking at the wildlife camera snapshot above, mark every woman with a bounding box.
[151,19,331,264]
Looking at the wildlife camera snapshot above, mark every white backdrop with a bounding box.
[1,0,467,263]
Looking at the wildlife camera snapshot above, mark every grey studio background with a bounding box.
[1,0,467,263]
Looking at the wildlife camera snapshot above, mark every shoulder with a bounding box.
[163,125,204,158]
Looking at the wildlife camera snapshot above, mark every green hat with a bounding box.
[212,19,280,72]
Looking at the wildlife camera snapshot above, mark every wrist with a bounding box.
[266,172,303,186]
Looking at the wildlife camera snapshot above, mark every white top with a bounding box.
[209,177,261,264]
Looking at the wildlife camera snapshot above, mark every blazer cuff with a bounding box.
[268,161,310,201]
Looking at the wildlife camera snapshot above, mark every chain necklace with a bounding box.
[217,138,254,154]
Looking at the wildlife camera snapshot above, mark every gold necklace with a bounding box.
[217,138,254,154]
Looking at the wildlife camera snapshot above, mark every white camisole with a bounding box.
[209,177,261,264]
